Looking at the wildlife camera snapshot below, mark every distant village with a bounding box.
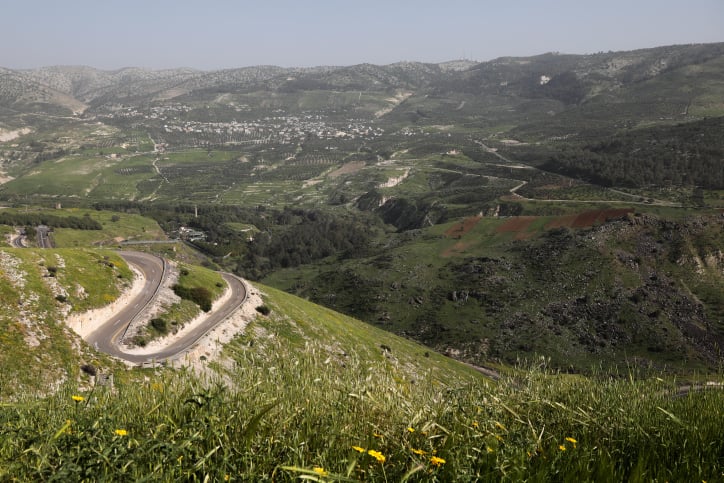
[95,104,385,145]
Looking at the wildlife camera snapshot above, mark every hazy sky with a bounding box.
[3,0,723,70]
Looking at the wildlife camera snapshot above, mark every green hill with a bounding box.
[0,261,722,480]
[266,210,724,373]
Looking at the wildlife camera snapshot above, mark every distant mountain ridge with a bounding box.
[2,42,722,114]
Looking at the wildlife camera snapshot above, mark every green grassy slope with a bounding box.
[0,280,721,481]
[0,248,131,399]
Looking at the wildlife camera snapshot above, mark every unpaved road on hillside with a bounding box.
[85,251,247,364]
[474,139,682,207]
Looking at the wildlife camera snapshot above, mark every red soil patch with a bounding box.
[444,215,482,238]
[544,214,577,230]
[495,216,537,233]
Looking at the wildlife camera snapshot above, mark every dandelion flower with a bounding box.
[313,467,328,477]
[411,448,427,455]
[565,437,578,447]
[471,421,479,428]
[352,445,366,453]
[114,429,128,436]
[430,456,446,466]
[367,449,386,463]
[71,395,84,402]
[407,427,415,433]
[559,445,566,451]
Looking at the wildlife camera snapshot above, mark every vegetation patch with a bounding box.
[172,285,213,312]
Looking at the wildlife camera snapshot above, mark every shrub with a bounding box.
[80,364,97,376]
[255,304,271,316]
[150,318,169,335]
[132,335,147,347]
[173,284,213,312]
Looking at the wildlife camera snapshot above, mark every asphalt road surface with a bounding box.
[85,251,247,364]
[36,225,53,248]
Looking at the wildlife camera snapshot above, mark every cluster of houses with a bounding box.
[159,115,385,145]
[95,104,385,146]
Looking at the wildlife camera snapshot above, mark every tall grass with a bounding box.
[1,340,721,481]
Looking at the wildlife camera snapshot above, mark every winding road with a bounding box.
[85,251,247,364]
[473,139,682,207]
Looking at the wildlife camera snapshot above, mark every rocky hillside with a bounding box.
[0,248,132,399]
[266,211,724,373]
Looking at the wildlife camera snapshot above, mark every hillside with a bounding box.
[1,42,723,382]
[0,271,722,480]
[0,248,132,399]
[0,240,481,398]
[266,210,724,373]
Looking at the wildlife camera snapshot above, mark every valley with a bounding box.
[1,45,723,373]
[1,42,723,480]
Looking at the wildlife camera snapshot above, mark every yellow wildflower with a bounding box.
[114,429,128,436]
[367,449,386,463]
[313,467,328,477]
[430,456,446,466]
[352,445,366,453]
[224,475,230,481]
[487,446,495,454]
[471,421,479,428]
[559,445,566,451]
[411,448,427,455]
[407,427,415,433]
[565,437,577,447]
[71,395,84,402]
